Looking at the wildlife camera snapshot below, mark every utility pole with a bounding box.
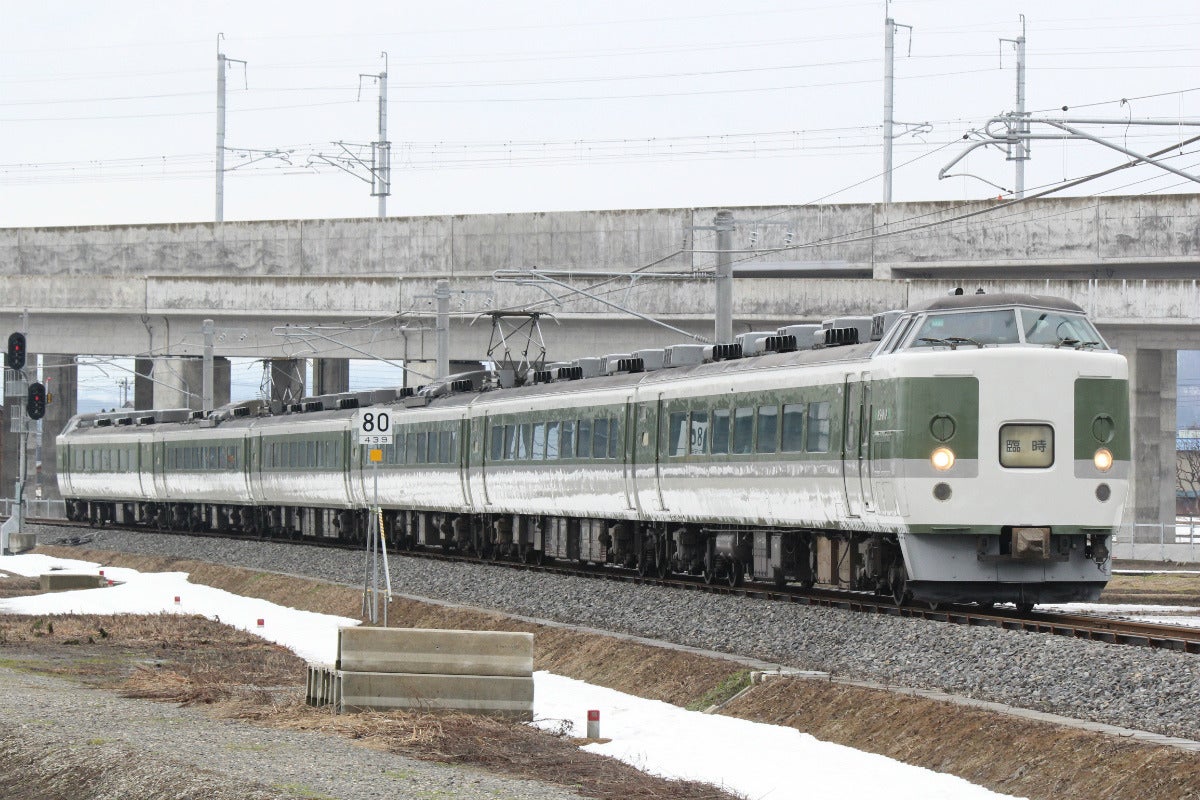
[435,279,450,379]
[215,34,246,222]
[361,53,390,219]
[202,319,215,413]
[1002,17,1029,198]
[882,7,912,204]
[714,210,734,343]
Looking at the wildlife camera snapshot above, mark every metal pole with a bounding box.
[1014,30,1026,199]
[216,51,226,222]
[378,67,388,219]
[883,15,895,203]
[202,319,214,413]
[714,210,734,343]
[435,279,450,379]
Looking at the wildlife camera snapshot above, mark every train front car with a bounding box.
[876,293,1129,610]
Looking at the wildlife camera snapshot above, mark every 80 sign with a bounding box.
[355,410,394,445]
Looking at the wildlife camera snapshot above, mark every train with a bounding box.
[57,291,1130,611]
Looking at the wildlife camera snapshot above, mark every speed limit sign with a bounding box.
[354,409,394,445]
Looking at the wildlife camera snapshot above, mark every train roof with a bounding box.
[908,292,1084,314]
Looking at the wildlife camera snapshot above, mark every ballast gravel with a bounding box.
[37,525,1200,744]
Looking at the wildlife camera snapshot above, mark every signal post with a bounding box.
[2,331,47,554]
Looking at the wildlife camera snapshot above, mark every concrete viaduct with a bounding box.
[3,194,1198,533]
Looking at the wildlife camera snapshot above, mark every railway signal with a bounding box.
[26,382,46,420]
[6,332,25,370]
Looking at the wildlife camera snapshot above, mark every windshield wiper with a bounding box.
[917,336,981,351]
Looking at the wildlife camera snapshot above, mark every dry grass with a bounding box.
[29,545,1200,800]
[1102,570,1200,605]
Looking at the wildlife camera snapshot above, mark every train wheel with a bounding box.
[1016,601,1034,614]
[702,557,716,585]
[726,561,744,588]
[891,564,912,606]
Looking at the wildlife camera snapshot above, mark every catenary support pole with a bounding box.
[714,210,734,343]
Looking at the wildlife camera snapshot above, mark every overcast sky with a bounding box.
[3,0,1200,228]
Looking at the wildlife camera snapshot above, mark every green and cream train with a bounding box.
[57,292,1129,610]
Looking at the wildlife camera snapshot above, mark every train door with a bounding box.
[653,394,668,511]
[138,440,155,499]
[461,415,475,507]
[247,434,262,506]
[842,374,875,517]
[621,400,636,511]
[480,413,492,505]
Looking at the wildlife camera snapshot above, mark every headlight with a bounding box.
[931,446,956,471]
[1093,447,1113,472]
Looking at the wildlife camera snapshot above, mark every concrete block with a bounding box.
[39,573,108,592]
[6,532,37,553]
[337,627,533,677]
[339,671,533,719]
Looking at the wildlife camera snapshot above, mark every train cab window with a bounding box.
[577,418,592,458]
[756,406,778,453]
[733,407,754,454]
[532,422,547,460]
[668,412,687,457]
[561,420,575,459]
[711,409,730,455]
[546,421,560,459]
[1019,309,1104,347]
[910,309,1019,348]
[782,404,806,452]
[593,418,610,459]
[490,425,504,461]
[807,402,831,452]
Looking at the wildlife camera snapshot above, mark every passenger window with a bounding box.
[415,432,427,464]
[593,418,610,459]
[546,421,560,460]
[608,417,620,459]
[504,425,517,460]
[490,425,504,461]
[532,422,546,460]
[782,404,805,452]
[711,409,730,454]
[668,412,687,457]
[733,407,754,454]
[690,411,708,455]
[757,406,778,453]
[441,430,453,463]
[518,423,531,459]
[577,418,592,458]
[807,402,831,453]
[561,420,575,459]
[427,430,440,463]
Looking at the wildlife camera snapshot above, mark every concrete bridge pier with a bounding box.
[313,358,349,395]
[270,358,306,405]
[135,357,153,410]
[149,356,230,411]
[39,354,76,501]
[1107,332,1178,533]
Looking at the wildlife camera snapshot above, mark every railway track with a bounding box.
[27,516,1200,656]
